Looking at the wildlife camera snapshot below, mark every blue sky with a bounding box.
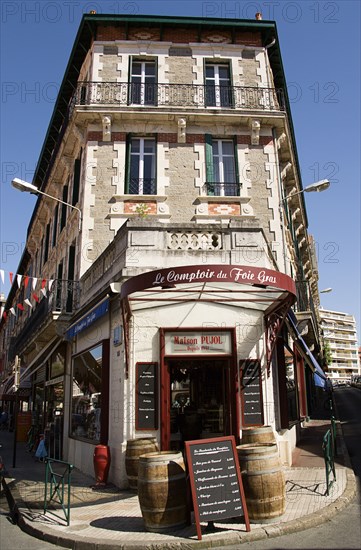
[1,0,360,340]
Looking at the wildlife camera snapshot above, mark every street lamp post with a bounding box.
[11,178,82,231]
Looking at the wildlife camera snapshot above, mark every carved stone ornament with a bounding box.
[102,115,112,141]
[250,119,261,145]
[177,118,186,143]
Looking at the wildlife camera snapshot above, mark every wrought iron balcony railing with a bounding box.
[72,82,285,112]
[127,178,157,195]
[205,182,241,196]
[9,280,80,359]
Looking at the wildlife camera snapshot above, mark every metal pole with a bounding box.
[12,391,19,468]
[12,355,20,468]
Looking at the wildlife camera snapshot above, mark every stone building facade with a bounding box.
[0,14,326,486]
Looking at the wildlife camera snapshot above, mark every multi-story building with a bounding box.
[0,13,327,485]
[319,308,360,383]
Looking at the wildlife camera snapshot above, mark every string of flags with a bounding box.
[0,269,56,322]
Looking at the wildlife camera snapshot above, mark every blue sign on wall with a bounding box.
[66,298,109,340]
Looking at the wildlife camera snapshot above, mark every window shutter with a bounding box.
[127,56,132,105]
[205,132,214,178]
[72,156,81,206]
[154,58,158,107]
[154,134,158,194]
[125,134,132,193]
[233,137,240,195]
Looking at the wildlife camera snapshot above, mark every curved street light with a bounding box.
[282,179,330,203]
[11,178,82,231]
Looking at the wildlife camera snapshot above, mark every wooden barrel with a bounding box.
[241,426,276,445]
[137,451,188,532]
[125,438,159,490]
[237,443,285,522]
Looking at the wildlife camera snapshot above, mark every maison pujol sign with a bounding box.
[165,331,232,355]
[120,264,296,298]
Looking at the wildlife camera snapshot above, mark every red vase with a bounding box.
[93,445,111,486]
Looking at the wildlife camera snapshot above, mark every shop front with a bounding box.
[65,297,110,477]
[121,264,297,467]
[64,264,311,486]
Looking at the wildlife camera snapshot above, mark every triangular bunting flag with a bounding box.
[32,278,38,290]
[24,299,33,308]
[9,272,14,285]
[0,269,4,284]
[2,311,7,320]
[17,303,25,311]
[24,276,29,289]
[48,279,55,291]
[33,293,40,303]
[40,288,47,297]
[17,274,22,288]
[41,279,46,289]
[9,307,16,316]
[0,306,4,318]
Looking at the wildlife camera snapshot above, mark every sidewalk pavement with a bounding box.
[0,416,357,550]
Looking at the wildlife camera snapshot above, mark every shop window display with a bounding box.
[71,344,103,442]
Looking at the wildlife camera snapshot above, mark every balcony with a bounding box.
[127,178,157,195]
[71,82,285,113]
[204,182,240,196]
[9,280,80,361]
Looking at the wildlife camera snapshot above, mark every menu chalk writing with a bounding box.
[185,436,250,540]
[135,362,158,430]
[240,360,263,426]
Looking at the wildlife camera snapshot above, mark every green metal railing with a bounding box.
[44,458,74,525]
[322,428,336,496]
[331,415,337,457]
[321,396,337,496]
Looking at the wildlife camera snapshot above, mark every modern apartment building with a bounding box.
[0,13,327,484]
[319,308,360,383]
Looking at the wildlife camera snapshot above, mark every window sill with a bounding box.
[112,194,167,202]
[196,196,251,204]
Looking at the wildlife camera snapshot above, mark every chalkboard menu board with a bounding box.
[185,436,250,540]
[240,359,264,427]
[135,362,158,430]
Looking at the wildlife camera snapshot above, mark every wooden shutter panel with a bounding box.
[125,134,132,193]
[205,134,214,195]
[233,137,240,195]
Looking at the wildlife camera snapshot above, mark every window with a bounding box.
[205,63,232,107]
[60,185,68,231]
[55,262,63,310]
[71,152,82,206]
[205,135,239,196]
[52,205,59,247]
[66,243,76,313]
[70,342,109,443]
[130,59,157,105]
[43,223,50,263]
[126,136,156,194]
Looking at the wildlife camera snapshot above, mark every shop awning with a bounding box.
[119,264,297,378]
[286,310,327,388]
[120,264,296,314]
[19,336,60,385]
[0,371,32,401]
